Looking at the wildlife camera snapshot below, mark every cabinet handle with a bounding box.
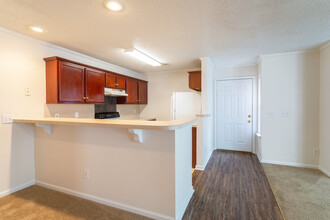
[86,97,89,100]
[83,97,86,100]
[115,83,119,86]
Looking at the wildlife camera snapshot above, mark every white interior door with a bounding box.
[216,79,253,152]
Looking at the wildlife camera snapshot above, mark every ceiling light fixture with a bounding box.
[30,26,44,33]
[124,49,162,66]
[104,0,125,12]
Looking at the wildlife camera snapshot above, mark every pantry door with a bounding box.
[216,79,253,152]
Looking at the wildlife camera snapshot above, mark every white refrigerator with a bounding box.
[171,92,201,120]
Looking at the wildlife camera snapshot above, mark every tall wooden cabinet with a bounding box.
[44,57,105,104]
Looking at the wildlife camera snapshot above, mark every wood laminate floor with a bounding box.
[183,150,283,220]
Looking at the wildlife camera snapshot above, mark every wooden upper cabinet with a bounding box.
[138,81,148,104]
[116,75,126,90]
[188,71,201,91]
[105,72,116,88]
[44,57,105,104]
[59,61,85,103]
[106,73,126,90]
[85,68,105,103]
[126,78,138,104]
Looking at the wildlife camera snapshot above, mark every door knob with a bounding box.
[248,120,251,123]
[248,115,251,118]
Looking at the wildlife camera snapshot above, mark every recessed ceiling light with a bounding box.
[104,0,125,12]
[124,48,162,67]
[30,26,44,33]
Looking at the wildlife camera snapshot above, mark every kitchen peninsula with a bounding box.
[13,117,196,220]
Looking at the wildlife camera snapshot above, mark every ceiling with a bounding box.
[0,0,329,73]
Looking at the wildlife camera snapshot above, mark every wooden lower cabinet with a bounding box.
[192,127,197,168]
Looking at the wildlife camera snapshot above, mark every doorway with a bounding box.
[216,78,253,152]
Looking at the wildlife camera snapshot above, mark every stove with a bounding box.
[95,112,120,119]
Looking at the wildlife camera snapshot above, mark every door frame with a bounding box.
[214,76,258,153]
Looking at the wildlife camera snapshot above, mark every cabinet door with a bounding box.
[188,71,201,91]
[59,61,85,103]
[85,68,105,103]
[126,78,138,104]
[138,81,148,104]
[116,75,126,90]
[105,73,116,88]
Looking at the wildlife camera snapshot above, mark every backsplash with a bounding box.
[95,96,117,113]
[44,104,94,118]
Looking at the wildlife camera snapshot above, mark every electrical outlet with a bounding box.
[75,112,79,118]
[83,168,90,179]
[2,114,14,124]
[313,148,319,155]
[25,88,31,96]
[55,113,60,118]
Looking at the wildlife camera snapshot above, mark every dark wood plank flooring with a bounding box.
[183,150,283,220]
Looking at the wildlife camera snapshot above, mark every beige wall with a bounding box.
[140,70,201,121]
[260,51,320,167]
[0,27,142,196]
[319,43,330,175]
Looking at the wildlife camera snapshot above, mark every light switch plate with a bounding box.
[2,114,14,124]
[25,88,31,96]
[268,112,276,118]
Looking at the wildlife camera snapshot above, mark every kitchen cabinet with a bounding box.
[188,71,201,91]
[106,72,126,90]
[192,127,197,168]
[85,68,105,103]
[44,57,105,104]
[138,80,148,104]
[58,61,85,103]
[126,78,139,104]
[117,78,148,104]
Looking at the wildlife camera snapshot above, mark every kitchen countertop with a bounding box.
[118,117,156,121]
[13,117,196,130]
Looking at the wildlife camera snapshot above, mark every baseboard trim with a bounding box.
[176,187,194,220]
[0,181,35,198]
[261,160,319,169]
[195,165,204,171]
[319,166,330,177]
[35,181,174,220]
[203,149,213,169]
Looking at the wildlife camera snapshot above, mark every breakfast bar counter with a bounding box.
[14,117,196,220]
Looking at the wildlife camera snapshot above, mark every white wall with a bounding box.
[197,58,215,169]
[140,70,201,121]
[0,27,142,197]
[319,43,330,175]
[260,51,320,167]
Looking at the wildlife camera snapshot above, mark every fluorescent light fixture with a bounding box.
[124,49,161,66]
[30,26,44,33]
[104,0,125,12]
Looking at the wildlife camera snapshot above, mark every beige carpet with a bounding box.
[0,185,150,220]
[263,164,330,220]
